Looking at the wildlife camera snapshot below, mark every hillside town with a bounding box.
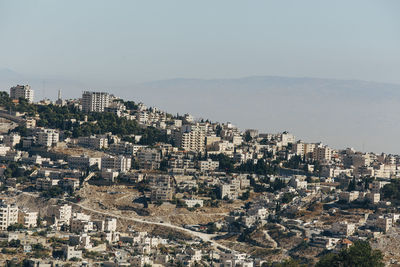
[0,85,398,266]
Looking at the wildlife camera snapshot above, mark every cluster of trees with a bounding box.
[316,241,384,267]
[0,98,169,145]
[236,159,277,175]
[382,180,400,203]
[210,154,278,176]
[260,241,384,267]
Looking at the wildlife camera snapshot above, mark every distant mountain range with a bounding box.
[1,68,400,153]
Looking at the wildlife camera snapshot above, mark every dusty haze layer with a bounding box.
[1,70,399,154]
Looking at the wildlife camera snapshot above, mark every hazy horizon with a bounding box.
[1,1,399,154]
[1,72,400,155]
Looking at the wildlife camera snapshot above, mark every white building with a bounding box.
[18,210,38,228]
[81,91,110,112]
[3,133,21,147]
[199,159,219,171]
[78,135,108,149]
[49,204,72,226]
[101,155,131,173]
[63,246,82,260]
[36,129,59,147]
[0,201,18,230]
[10,85,34,103]
[105,218,117,232]
[68,155,101,170]
[176,124,206,153]
[184,199,204,208]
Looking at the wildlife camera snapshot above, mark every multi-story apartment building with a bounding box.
[293,141,317,159]
[10,85,34,103]
[48,204,72,226]
[0,201,18,230]
[176,124,206,153]
[109,142,143,155]
[101,155,131,173]
[3,133,21,147]
[81,91,110,112]
[18,210,38,228]
[78,135,108,149]
[67,155,101,170]
[137,148,161,170]
[36,129,59,147]
[313,145,332,162]
[199,159,219,171]
[149,175,174,202]
[36,177,59,190]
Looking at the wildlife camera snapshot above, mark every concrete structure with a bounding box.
[78,135,108,149]
[49,204,72,226]
[137,148,161,170]
[63,246,83,260]
[18,210,38,228]
[176,124,206,153]
[36,129,59,147]
[199,159,219,171]
[184,199,204,208]
[67,155,101,170]
[36,177,59,190]
[81,91,110,112]
[0,201,18,230]
[101,155,131,173]
[10,85,34,103]
[3,133,21,147]
[331,221,356,236]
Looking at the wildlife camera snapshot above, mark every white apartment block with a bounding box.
[49,204,72,226]
[36,129,59,147]
[293,141,316,159]
[220,183,239,200]
[280,132,295,146]
[63,246,83,260]
[0,145,11,156]
[67,155,101,170]
[177,124,206,153]
[101,155,131,173]
[78,135,108,149]
[184,199,204,208]
[3,133,21,147]
[0,202,18,230]
[105,218,117,232]
[109,142,142,155]
[18,210,38,228]
[199,159,219,171]
[10,85,34,103]
[81,91,110,112]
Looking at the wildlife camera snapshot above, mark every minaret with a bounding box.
[58,89,62,100]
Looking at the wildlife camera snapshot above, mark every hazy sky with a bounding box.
[0,0,399,84]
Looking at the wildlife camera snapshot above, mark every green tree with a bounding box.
[316,241,384,267]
